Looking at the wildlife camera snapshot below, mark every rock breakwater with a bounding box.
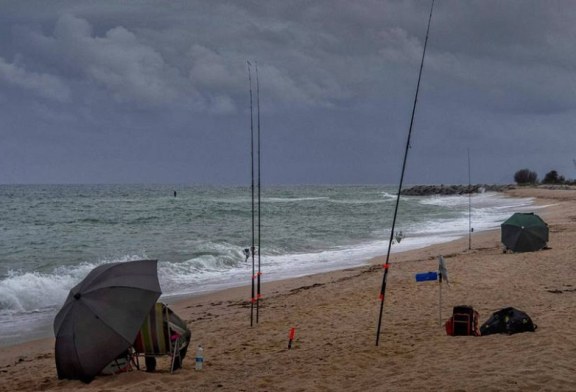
[400,184,515,196]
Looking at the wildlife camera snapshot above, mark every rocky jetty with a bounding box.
[400,184,515,196]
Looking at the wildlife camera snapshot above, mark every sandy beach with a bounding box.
[2,187,575,392]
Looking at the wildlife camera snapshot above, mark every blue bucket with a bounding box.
[415,271,438,282]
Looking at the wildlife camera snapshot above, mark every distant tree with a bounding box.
[542,170,566,184]
[514,169,538,185]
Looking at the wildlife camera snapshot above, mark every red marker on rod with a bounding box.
[288,327,296,349]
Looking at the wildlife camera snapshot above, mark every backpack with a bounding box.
[445,305,480,336]
[480,307,537,336]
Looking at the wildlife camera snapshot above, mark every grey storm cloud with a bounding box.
[12,14,191,106]
[0,0,575,184]
[0,57,70,102]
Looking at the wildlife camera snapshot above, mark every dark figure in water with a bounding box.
[174,191,177,197]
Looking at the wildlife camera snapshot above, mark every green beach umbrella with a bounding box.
[501,213,549,252]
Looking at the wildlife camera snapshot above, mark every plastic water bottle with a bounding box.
[195,344,204,370]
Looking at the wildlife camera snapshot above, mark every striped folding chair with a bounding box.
[133,303,191,373]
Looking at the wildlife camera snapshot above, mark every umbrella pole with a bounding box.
[439,278,442,326]
[376,0,435,346]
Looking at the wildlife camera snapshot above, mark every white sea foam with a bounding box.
[161,194,538,298]
[0,271,72,312]
[381,192,397,199]
[328,198,393,205]
[265,197,329,203]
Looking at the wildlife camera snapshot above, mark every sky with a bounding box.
[1,0,575,185]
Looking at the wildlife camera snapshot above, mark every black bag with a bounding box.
[451,305,480,336]
[480,307,537,336]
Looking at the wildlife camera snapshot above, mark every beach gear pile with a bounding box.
[445,305,536,337]
[132,302,191,372]
[444,306,480,336]
[442,212,543,337]
[53,260,191,383]
[479,307,537,336]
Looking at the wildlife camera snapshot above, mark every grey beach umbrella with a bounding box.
[54,259,161,382]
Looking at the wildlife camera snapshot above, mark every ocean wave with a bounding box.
[419,192,534,209]
[381,192,397,199]
[264,197,329,203]
[0,255,149,313]
[77,217,119,225]
[0,245,250,313]
[328,198,393,205]
[0,270,76,312]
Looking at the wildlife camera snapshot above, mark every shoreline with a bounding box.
[133,187,551,306]
[0,189,534,349]
[143,187,554,316]
[2,187,575,391]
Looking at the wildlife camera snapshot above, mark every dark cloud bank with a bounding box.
[0,0,575,185]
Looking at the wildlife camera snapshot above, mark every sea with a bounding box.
[0,184,537,347]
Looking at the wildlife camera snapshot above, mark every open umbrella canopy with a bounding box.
[501,213,549,252]
[54,259,161,382]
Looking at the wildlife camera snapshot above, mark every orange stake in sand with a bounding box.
[288,327,296,349]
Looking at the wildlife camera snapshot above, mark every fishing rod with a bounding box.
[468,148,472,250]
[256,61,262,324]
[375,0,435,346]
[247,60,256,327]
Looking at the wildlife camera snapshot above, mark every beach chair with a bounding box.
[451,305,480,336]
[100,350,134,375]
[133,302,191,372]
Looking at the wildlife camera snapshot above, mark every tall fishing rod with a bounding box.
[468,148,472,250]
[247,60,256,327]
[256,62,262,324]
[375,0,435,346]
